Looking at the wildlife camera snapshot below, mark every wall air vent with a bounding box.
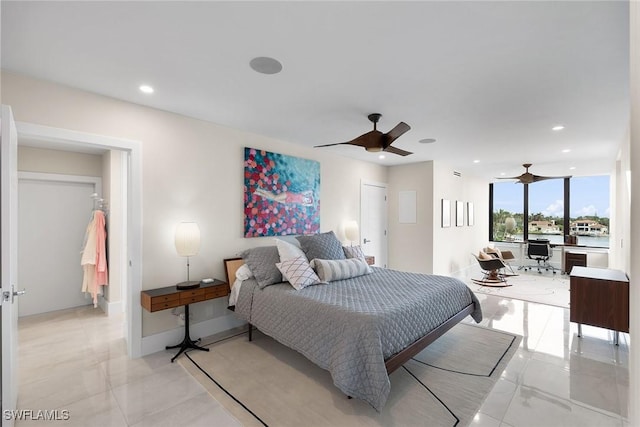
[453,171,462,177]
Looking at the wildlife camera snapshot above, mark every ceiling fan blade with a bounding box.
[384,145,413,156]
[383,122,411,148]
[314,142,354,148]
[532,174,573,183]
[495,176,523,180]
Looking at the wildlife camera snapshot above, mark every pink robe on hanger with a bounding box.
[81,210,108,307]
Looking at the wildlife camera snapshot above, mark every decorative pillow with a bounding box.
[343,245,365,261]
[311,258,372,282]
[276,256,323,290]
[241,246,282,288]
[275,238,307,262]
[478,250,493,260]
[484,247,502,258]
[296,231,346,261]
[235,263,254,281]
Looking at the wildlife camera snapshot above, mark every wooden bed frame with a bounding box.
[223,257,476,375]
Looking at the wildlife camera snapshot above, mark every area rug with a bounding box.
[180,323,521,427]
[470,271,569,308]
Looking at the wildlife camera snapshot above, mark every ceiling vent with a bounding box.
[453,171,462,177]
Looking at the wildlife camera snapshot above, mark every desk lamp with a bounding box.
[175,221,201,289]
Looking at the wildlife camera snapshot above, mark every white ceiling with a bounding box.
[1,1,629,181]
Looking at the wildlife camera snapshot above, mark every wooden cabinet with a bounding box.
[569,267,629,341]
[141,279,230,313]
[564,251,587,274]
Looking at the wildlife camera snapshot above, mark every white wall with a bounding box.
[432,162,489,275]
[628,2,639,425]
[387,160,489,276]
[1,71,387,338]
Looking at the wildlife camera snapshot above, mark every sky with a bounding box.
[493,175,610,218]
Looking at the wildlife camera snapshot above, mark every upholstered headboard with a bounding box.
[224,257,245,289]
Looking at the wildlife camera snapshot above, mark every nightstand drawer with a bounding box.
[205,284,229,299]
[180,288,205,298]
[150,299,181,312]
[180,294,206,305]
[153,293,180,303]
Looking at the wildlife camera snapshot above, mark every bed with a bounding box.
[224,256,482,411]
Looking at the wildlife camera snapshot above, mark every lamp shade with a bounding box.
[344,220,360,242]
[175,222,201,257]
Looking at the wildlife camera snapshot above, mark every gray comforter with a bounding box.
[235,267,482,410]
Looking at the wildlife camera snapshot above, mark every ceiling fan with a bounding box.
[497,163,571,184]
[315,113,412,156]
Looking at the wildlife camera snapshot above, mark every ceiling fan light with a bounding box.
[366,146,383,153]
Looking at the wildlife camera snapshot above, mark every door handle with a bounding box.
[363,238,371,244]
[3,286,26,303]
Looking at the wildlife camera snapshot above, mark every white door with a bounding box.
[18,176,98,316]
[360,181,388,267]
[1,105,22,426]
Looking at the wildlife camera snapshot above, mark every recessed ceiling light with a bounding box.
[139,85,154,94]
[249,57,283,75]
[500,172,506,176]
[562,149,571,153]
[419,138,436,144]
[473,160,480,163]
[569,166,576,170]
[552,125,565,131]
[378,154,385,159]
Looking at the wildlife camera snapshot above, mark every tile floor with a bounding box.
[15,272,629,426]
[15,306,241,426]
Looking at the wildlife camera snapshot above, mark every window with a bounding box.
[569,176,610,248]
[489,175,610,248]
[528,179,564,245]
[491,182,523,242]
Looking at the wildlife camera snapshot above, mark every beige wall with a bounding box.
[387,160,489,276]
[1,71,387,337]
[387,162,434,273]
[18,145,103,176]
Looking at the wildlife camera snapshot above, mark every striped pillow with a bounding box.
[311,258,372,282]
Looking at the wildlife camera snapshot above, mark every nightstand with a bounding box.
[141,279,229,362]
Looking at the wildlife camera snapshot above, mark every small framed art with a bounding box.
[441,199,451,228]
[467,202,474,226]
[456,200,464,227]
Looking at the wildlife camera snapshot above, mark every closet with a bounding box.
[17,146,122,317]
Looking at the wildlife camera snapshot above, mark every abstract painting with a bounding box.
[244,147,320,237]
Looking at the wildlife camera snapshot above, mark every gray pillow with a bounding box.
[241,246,282,288]
[296,231,346,261]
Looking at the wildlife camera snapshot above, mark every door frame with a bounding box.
[360,179,388,268]
[16,122,143,358]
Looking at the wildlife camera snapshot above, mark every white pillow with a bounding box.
[275,238,307,262]
[311,258,372,282]
[235,263,254,281]
[276,256,323,290]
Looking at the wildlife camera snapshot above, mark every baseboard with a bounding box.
[141,315,246,357]
[98,297,124,316]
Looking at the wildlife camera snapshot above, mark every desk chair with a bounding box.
[524,239,557,274]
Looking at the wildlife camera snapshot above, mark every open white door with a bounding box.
[1,105,23,426]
